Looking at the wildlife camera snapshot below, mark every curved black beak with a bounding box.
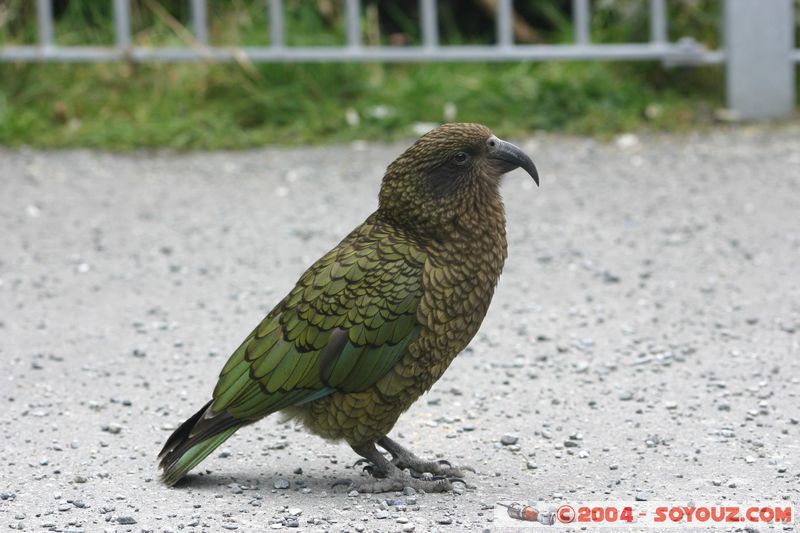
[487,136,539,186]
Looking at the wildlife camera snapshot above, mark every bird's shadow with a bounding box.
[170,467,368,494]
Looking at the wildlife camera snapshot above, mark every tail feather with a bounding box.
[158,400,243,486]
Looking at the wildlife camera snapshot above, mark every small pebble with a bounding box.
[500,434,519,446]
[102,423,122,434]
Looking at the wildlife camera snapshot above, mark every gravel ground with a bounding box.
[1,126,799,532]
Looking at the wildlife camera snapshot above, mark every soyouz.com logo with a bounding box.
[494,501,793,528]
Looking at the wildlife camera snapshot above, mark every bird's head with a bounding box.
[378,123,538,232]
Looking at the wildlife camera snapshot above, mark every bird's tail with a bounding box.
[157,400,243,486]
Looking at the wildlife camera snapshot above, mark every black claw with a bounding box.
[436,459,453,468]
[352,458,372,469]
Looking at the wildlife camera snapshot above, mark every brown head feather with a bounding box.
[378,123,525,235]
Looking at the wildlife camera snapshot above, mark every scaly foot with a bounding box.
[341,442,467,494]
[378,435,475,477]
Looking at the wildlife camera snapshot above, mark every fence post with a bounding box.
[724,0,795,119]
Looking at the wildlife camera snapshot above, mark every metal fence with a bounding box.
[0,0,797,119]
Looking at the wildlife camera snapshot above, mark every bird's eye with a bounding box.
[453,152,469,165]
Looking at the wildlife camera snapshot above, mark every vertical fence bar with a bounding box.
[269,0,285,48]
[724,0,795,119]
[36,0,54,47]
[573,0,590,44]
[190,0,209,44]
[649,0,667,44]
[345,0,361,47]
[113,0,132,48]
[420,0,438,48]
[496,0,512,48]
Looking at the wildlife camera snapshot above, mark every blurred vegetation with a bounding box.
[0,0,764,149]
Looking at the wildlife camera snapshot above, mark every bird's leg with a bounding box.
[378,436,474,478]
[341,443,462,494]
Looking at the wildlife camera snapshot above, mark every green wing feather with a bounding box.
[210,219,426,421]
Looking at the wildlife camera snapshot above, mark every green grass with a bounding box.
[0,0,735,149]
[0,60,726,149]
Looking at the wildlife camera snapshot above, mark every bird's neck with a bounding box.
[377,180,507,257]
[439,186,508,268]
[457,181,506,238]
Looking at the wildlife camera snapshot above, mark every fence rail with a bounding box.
[0,0,796,119]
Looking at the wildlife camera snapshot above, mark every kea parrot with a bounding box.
[158,123,539,493]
